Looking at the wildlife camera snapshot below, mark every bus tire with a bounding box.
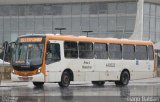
[92,81,105,86]
[33,82,44,87]
[115,81,122,86]
[58,72,70,88]
[115,71,129,86]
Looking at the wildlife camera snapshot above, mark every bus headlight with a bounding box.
[12,70,15,74]
[37,68,41,74]
[38,69,41,73]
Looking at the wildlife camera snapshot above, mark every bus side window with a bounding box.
[79,42,93,59]
[64,41,78,58]
[135,45,147,60]
[46,43,61,64]
[148,46,154,60]
[108,44,122,59]
[94,43,108,59]
[123,44,135,60]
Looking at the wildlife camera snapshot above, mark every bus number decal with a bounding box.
[106,63,115,67]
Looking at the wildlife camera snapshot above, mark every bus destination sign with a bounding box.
[19,37,43,43]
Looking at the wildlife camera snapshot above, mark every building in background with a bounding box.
[0,0,159,67]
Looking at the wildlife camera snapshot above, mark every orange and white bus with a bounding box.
[11,34,156,87]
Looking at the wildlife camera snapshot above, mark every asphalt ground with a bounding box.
[0,77,160,102]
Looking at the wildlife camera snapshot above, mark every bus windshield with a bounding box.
[13,43,44,66]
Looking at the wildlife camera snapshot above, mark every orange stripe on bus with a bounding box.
[45,35,153,46]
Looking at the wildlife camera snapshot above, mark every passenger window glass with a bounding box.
[148,46,154,60]
[94,43,108,59]
[123,45,135,60]
[64,41,78,58]
[46,43,60,64]
[109,44,122,59]
[136,45,147,60]
[79,42,93,59]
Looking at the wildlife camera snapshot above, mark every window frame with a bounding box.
[135,45,147,60]
[46,43,61,64]
[122,44,135,60]
[64,41,78,59]
[94,43,108,59]
[148,45,154,60]
[108,43,122,60]
[78,42,94,59]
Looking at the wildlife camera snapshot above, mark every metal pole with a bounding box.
[140,0,144,40]
[55,28,66,34]
[60,30,61,35]
[82,31,93,37]
[116,26,125,39]
[122,29,124,39]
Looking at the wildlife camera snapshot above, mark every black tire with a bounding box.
[92,81,105,86]
[33,82,44,87]
[115,81,122,86]
[58,72,70,88]
[115,71,129,86]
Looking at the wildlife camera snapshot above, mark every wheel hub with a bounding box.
[64,76,69,83]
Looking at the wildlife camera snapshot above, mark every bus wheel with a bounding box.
[58,72,70,88]
[115,71,129,86]
[92,81,105,86]
[33,82,44,87]
[115,81,122,86]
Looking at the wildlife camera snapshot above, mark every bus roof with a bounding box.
[19,34,154,46]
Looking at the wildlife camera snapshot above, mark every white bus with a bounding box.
[11,34,156,87]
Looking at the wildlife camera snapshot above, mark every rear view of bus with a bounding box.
[11,35,45,87]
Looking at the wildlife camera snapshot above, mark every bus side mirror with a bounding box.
[3,41,9,53]
[3,41,15,54]
[9,42,16,52]
[2,41,13,62]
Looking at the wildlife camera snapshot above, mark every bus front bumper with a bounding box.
[11,73,44,82]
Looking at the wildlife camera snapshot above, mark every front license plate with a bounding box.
[19,76,32,81]
[22,76,29,81]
